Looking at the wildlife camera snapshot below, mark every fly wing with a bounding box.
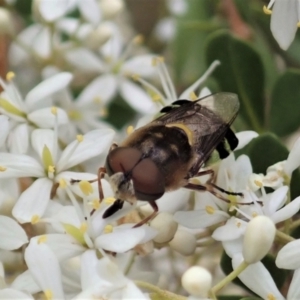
[154,93,240,174]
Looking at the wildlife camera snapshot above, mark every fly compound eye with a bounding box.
[132,158,165,201]
[106,147,142,176]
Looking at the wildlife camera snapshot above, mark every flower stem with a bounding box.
[135,281,186,300]
[290,219,300,231]
[275,229,295,245]
[210,260,249,296]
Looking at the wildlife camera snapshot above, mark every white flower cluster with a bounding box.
[0,1,299,299]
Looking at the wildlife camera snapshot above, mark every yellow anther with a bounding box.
[44,289,53,300]
[254,180,263,188]
[48,165,55,174]
[99,108,108,117]
[157,56,164,63]
[92,199,100,210]
[267,294,276,300]
[131,74,140,81]
[236,221,241,228]
[38,235,47,244]
[51,107,57,115]
[80,222,87,233]
[0,166,6,172]
[79,180,93,196]
[68,110,82,120]
[104,197,116,205]
[93,96,102,104]
[126,125,134,135]
[6,71,15,81]
[133,34,144,44]
[189,92,198,101]
[152,94,161,102]
[31,215,40,224]
[152,57,158,66]
[252,212,258,218]
[263,5,272,15]
[104,224,113,234]
[76,135,84,142]
[205,206,215,215]
[59,178,67,189]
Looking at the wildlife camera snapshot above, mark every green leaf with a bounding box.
[240,298,263,300]
[240,133,288,173]
[205,31,265,132]
[218,296,246,300]
[270,70,300,137]
[104,95,136,129]
[172,0,215,86]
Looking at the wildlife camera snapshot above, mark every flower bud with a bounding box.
[169,229,196,256]
[84,24,112,50]
[150,212,178,244]
[243,215,276,264]
[99,0,124,19]
[181,266,212,297]
[0,8,13,35]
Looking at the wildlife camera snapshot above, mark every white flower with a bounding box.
[266,0,300,50]
[0,127,114,223]
[54,85,113,141]
[232,253,285,300]
[0,72,72,154]
[74,252,149,299]
[250,136,300,190]
[174,153,253,230]
[66,24,157,114]
[35,0,101,24]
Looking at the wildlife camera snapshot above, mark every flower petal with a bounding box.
[11,270,40,295]
[25,238,65,299]
[287,269,300,299]
[285,137,300,175]
[65,48,105,72]
[235,131,258,150]
[232,253,284,300]
[12,178,52,223]
[0,153,44,178]
[122,55,156,78]
[0,215,28,249]
[76,74,117,107]
[31,129,56,163]
[272,196,300,224]
[174,209,228,229]
[25,73,73,110]
[0,115,9,147]
[271,0,298,50]
[0,289,34,299]
[78,0,101,25]
[95,226,157,252]
[28,107,69,128]
[32,234,85,262]
[119,79,156,114]
[8,123,29,154]
[276,239,300,269]
[39,0,76,22]
[56,128,115,172]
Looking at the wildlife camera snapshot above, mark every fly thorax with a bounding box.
[109,172,137,204]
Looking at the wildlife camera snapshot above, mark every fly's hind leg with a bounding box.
[195,169,243,197]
